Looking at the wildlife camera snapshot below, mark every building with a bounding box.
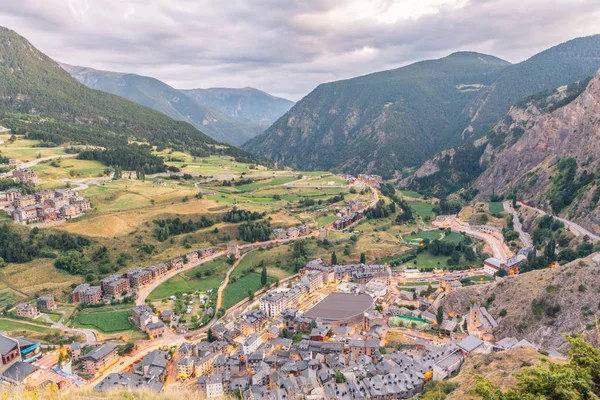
[12,169,38,184]
[357,174,382,188]
[365,279,387,298]
[273,228,287,240]
[483,257,503,277]
[81,343,119,374]
[81,286,102,305]
[432,351,464,380]
[0,335,20,365]
[36,295,57,312]
[259,291,287,318]
[206,373,224,398]
[242,333,262,355]
[199,248,213,258]
[128,268,153,290]
[468,304,498,341]
[15,303,39,319]
[147,263,168,279]
[303,292,373,328]
[186,251,199,264]
[146,321,166,340]
[132,305,155,329]
[100,275,130,299]
[94,372,164,393]
[171,257,184,270]
[298,225,311,236]
[237,310,266,335]
[287,227,299,239]
[227,243,240,257]
[0,361,40,386]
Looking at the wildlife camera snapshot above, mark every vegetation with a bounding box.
[153,216,213,242]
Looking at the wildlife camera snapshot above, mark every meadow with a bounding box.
[221,272,275,310]
[488,202,505,214]
[73,306,135,333]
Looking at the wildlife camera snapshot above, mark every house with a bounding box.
[0,335,20,365]
[198,248,213,258]
[483,257,503,276]
[287,227,299,239]
[242,333,262,355]
[273,228,287,240]
[81,343,119,374]
[161,310,174,323]
[70,342,84,361]
[132,305,155,329]
[227,242,240,257]
[0,361,40,385]
[171,257,184,270]
[237,310,266,335]
[15,303,39,319]
[128,268,153,290]
[186,251,199,264]
[147,263,168,278]
[12,168,38,184]
[133,350,168,381]
[36,295,57,312]
[146,321,166,340]
[206,373,224,398]
[298,225,311,236]
[82,286,102,305]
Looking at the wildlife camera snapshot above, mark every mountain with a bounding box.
[61,64,265,146]
[405,68,600,231]
[245,52,510,177]
[181,87,294,128]
[246,35,600,177]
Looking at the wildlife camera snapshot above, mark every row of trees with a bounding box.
[153,217,214,242]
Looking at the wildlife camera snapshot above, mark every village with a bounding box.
[0,170,584,398]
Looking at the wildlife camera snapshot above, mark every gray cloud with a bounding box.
[0,0,599,100]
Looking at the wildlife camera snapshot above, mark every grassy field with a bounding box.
[489,202,505,214]
[236,177,297,192]
[316,214,337,227]
[404,230,442,243]
[410,251,474,270]
[46,313,63,322]
[0,318,58,334]
[0,147,67,162]
[409,201,436,219]
[442,231,465,244]
[148,259,230,300]
[73,307,134,333]
[32,159,106,181]
[400,190,424,199]
[222,272,274,310]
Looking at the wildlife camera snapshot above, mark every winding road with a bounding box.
[503,200,532,248]
[518,201,600,243]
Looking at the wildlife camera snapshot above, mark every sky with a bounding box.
[0,0,599,101]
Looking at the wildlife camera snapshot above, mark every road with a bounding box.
[439,221,511,261]
[518,202,600,243]
[0,154,77,178]
[503,200,532,248]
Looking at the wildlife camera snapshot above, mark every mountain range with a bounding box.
[0,26,268,165]
[61,64,294,146]
[245,35,600,178]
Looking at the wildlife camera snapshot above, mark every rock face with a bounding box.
[441,256,600,350]
[473,69,600,199]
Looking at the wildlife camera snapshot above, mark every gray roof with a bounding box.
[303,292,373,321]
[0,334,18,355]
[456,336,484,352]
[2,361,39,382]
[82,343,118,362]
[94,372,163,393]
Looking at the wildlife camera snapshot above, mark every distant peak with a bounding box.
[446,51,511,65]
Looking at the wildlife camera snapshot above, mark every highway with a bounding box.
[518,201,600,243]
[503,200,532,248]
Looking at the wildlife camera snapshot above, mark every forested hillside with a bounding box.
[247,35,600,177]
[62,64,265,146]
[245,52,510,177]
[0,26,267,166]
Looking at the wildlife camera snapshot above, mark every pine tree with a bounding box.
[261,266,267,287]
[331,251,337,265]
[360,252,366,264]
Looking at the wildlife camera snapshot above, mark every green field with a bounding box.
[73,308,134,333]
[316,214,337,227]
[222,273,275,310]
[148,259,230,300]
[405,230,442,243]
[409,202,436,219]
[400,190,424,199]
[0,318,58,334]
[236,177,296,192]
[442,231,465,244]
[488,202,505,214]
[46,312,63,322]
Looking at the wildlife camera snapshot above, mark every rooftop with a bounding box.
[303,292,373,322]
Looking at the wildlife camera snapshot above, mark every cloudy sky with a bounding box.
[0,0,599,100]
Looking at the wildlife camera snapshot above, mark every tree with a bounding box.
[360,252,366,264]
[207,328,215,342]
[261,266,268,287]
[436,307,444,326]
[331,251,338,265]
[248,290,254,301]
[334,370,346,383]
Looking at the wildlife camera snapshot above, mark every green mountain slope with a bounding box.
[0,26,265,165]
[181,87,294,128]
[244,52,511,177]
[246,35,600,177]
[61,64,263,146]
